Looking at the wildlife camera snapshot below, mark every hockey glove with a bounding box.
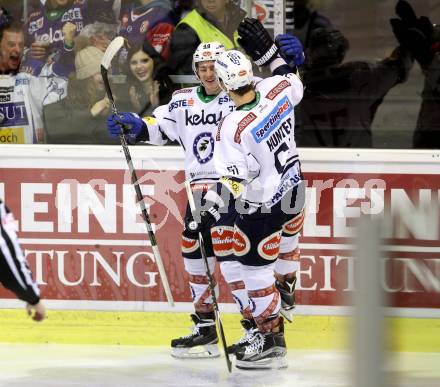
[276,34,305,66]
[185,207,220,235]
[238,17,279,66]
[107,112,146,143]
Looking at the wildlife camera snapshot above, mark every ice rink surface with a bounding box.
[0,344,439,387]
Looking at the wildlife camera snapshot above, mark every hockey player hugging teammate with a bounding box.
[193,19,306,369]
[108,41,252,359]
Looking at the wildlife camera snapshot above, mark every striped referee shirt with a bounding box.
[0,200,40,305]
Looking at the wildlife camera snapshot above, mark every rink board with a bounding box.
[0,145,440,316]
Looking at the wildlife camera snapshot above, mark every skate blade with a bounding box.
[171,344,220,359]
[280,308,293,323]
[235,356,288,370]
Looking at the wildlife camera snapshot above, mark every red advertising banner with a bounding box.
[0,148,439,312]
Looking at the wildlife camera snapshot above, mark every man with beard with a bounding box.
[0,18,74,143]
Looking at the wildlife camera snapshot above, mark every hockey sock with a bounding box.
[184,257,218,313]
[220,261,252,319]
[241,263,281,332]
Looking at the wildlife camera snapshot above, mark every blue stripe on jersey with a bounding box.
[251,96,293,143]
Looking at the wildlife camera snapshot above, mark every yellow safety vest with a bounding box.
[178,9,239,49]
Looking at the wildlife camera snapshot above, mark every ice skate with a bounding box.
[171,313,219,359]
[275,276,297,323]
[235,330,287,370]
[227,318,258,355]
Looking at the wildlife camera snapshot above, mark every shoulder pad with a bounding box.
[172,87,194,96]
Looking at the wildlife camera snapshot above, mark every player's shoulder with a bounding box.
[217,109,257,144]
[171,86,197,98]
[257,74,298,99]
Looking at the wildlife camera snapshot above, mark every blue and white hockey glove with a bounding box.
[107,112,145,143]
[276,34,305,66]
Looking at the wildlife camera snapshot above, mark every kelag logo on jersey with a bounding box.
[185,110,223,126]
[251,96,292,143]
[0,102,29,127]
[193,132,214,164]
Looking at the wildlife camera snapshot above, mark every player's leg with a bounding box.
[233,210,287,370]
[211,207,258,355]
[171,204,219,359]
[275,209,304,321]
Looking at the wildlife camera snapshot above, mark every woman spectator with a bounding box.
[123,41,175,116]
[43,45,118,144]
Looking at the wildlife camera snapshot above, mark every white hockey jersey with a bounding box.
[0,65,68,144]
[142,86,235,182]
[214,73,304,208]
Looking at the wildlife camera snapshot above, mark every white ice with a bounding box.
[0,345,438,387]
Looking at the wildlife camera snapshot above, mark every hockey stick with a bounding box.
[184,181,232,373]
[101,37,174,307]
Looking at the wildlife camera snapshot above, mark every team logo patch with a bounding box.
[235,112,257,143]
[233,227,251,256]
[258,231,282,260]
[193,132,214,164]
[211,226,234,257]
[181,235,199,253]
[220,177,244,198]
[252,96,293,143]
[283,210,305,235]
[266,80,290,100]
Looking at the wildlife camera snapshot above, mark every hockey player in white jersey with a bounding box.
[192,18,306,369]
[107,41,254,359]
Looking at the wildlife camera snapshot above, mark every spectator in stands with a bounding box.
[22,0,117,76]
[0,2,22,23]
[119,0,175,61]
[0,18,74,144]
[74,21,118,53]
[0,10,20,74]
[123,41,175,115]
[390,0,440,149]
[294,27,413,148]
[171,0,193,21]
[43,45,118,144]
[167,0,245,74]
[291,0,334,49]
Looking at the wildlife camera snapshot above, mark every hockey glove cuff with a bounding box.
[107,112,147,144]
[238,17,279,66]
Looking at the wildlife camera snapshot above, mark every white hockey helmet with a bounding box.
[192,41,226,77]
[214,50,254,91]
